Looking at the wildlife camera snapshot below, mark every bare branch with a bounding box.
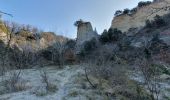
[0,10,13,17]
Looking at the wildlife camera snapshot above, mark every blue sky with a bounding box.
[0,0,152,38]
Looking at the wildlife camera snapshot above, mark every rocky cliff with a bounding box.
[76,21,98,44]
[0,29,68,51]
[40,32,68,49]
[111,0,170,32]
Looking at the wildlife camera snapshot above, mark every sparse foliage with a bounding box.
[100,28,123,43]
[145,15,167,28]
[74,19,84,27]
[79,38,97,57]
[123,8,130,15]
[40,70,57,93]
[138,1,152,8]
[114,10,122,16]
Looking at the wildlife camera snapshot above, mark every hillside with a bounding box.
[0,0,170,100]
[111,0,170,32]
[0,22,68,51]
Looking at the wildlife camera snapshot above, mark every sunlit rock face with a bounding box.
[76,21,98,45]
[0,31,8,44]
[111,0,170,33]
[39,32,68,49]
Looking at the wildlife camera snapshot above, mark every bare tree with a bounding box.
[40,70,50,91]
[137,57,161,100]
[40,69,57,93]
[51,42,65,68]
[0,21,16,75]
[136,38,161,100]
[11,43,37,69]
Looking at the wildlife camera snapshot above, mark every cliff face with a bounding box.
[0,30,68,51]
[0,31,8,44]
[76,21,98,44]
[111,0,170,32]
[40,32,68,48]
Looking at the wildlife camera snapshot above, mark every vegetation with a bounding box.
[79,38,97,58]
[114,1,152,17]
[100,28,123,43]
[138,1,152,8]
[146,15,167,28]
[0,2,170,99]
[74,19,84,27]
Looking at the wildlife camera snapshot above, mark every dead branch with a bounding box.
[84,67,96,89]
[0,10,13,17]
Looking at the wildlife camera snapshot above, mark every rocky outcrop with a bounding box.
[40,32,68,49]
[76,21,98,45]
[0,30,68,51]
[0,31,8,44]
[111,0,170,32]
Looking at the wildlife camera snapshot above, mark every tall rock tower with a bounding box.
[75,20,98,45]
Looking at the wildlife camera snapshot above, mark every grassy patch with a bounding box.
[47,83,58,93]
[68,90,79,97]
[0,79,27,95]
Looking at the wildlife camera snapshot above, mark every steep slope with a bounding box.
[111,0,170,32]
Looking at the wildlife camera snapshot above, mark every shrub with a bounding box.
[145,20,153,28]
[138,1,152,8]
[137,58,161,100]
[42,42,65,67]
[130,8,137,14]
[65,39,76,49]
[145,15,167,29]
[0,70,27,95]
[74,19,84,27]
[40,70,58,93]
[100,28,123,43]
[79,38,97,57]
[99,29,109,43]
[123,9,130,15]
[154,15,167,28]
[148,33,168,54]
[11,45,37,69]
[114,10,122,16]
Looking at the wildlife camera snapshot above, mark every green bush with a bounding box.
[114,10,122,16]
[123,9,130,15]
[79,38,97,57]
[65,40,76,49]
[100,28,123,43]
[145,15,167,28]
[138,1,152,8]
[130,8,137,15]
[154,15,167,28]
[148,34,168,54]
[145,20,153,28]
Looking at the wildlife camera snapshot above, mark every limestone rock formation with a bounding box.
[39,32,68,49]
[76,20,98,45]
[111,0,170,32]
[0,31,8,44]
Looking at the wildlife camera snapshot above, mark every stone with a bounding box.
[111,0,170,33]
[76,21,98,45]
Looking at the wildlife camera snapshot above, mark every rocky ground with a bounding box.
[0,65,107,100]
[0,65,169,100]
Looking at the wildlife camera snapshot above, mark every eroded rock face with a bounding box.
[111,0,170,32]
[76,21,98,45]
[0,31,8,44]
[39,32,68,49]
